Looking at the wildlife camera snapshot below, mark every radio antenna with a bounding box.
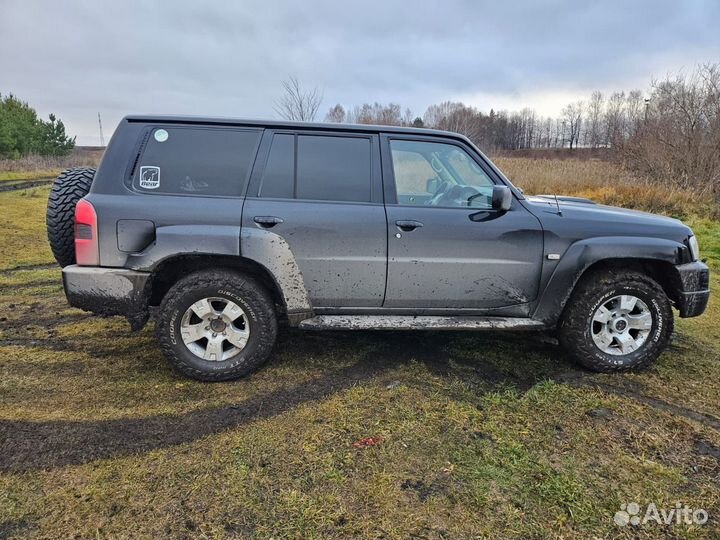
[554,194,562,216]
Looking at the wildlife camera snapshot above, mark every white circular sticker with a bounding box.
[154,129,169,142]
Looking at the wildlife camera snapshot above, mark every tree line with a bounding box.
[0,94,75,159]
[320,88,656,152]
[279,63,720,198]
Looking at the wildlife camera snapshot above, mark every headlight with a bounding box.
[688,235,700,261]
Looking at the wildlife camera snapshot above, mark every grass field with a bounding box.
[1,160,719,539]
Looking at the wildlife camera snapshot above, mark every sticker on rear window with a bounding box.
[139,166,160,189]
[154,129,169,142]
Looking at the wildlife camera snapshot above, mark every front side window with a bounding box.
[132,127,260,196]
[389,139,494,208]
[258,133,372,203]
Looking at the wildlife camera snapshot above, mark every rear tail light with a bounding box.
[75,198,99,266]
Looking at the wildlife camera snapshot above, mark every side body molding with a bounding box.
[241,227,313,324]
[533,236,686,324]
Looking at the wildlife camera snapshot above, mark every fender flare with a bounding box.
[532,236,687,324]
[240,227,313,322]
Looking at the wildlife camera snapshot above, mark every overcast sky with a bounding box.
[1,0,718,145]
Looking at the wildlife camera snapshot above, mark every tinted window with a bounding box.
[390,140,494,208]
[132,127,260,196]
[296,135,371,202]
[259,133,294,198]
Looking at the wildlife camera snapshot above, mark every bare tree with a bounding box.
[275,77,322,121]
[605,91,628,148]
[554,118,563,147]
[562,101,584,149]
[625,90,646,137]
[424,101,484,142]
[540,117,554,148]
[324,104,346,123]
[347,102,404,125]
[401,108,415,126]
[423,101,462,128]
[623,63,720,199]
[586,91,605,148]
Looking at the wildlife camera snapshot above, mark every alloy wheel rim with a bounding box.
[590,294,653,356]
[180,297,250,361]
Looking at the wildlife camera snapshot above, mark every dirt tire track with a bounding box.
[564,377,720,431]
[0,179,53,192]
[0,263,57,275]
[0,279,60,293]
[0,356,392,473]
[0,331,561,473]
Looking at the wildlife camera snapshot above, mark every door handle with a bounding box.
[253,216,284,228]
[395,220,423,232]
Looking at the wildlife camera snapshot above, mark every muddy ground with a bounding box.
[1,183,719,539]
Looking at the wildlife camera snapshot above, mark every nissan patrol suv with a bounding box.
[46,116,710,381]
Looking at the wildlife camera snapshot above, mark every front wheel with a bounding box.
[156,270,277,381]
[559,270,673,372]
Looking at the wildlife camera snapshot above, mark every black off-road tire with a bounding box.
[46,167,96,268]
[559,269,673,373]
[156,270,278,382]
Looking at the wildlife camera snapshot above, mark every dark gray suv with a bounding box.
[46,116,710,381]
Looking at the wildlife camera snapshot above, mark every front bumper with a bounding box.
[675,261,710,318]
[62,265,151,329]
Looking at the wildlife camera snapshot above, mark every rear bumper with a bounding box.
[62,265,151,329]
[675,261,710,318]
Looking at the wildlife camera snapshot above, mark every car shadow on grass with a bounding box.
[0,328,581,473]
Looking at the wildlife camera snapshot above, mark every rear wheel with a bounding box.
[156,270,277,381]
[46,167,96,268]
[559,269,673,372]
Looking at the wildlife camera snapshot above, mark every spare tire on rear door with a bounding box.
[46,167,96,268]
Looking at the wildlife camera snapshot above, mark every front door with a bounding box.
[381,136,543,310]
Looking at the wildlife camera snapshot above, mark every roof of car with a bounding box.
[123,115,468,141]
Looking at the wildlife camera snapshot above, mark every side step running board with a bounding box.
[298,315,545,331]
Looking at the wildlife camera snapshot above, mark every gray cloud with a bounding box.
[1,0,718,144]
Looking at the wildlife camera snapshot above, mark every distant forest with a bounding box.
[0,94,75,159]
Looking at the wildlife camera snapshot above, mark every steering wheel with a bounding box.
[430,185,481,207]
[425,180,451,206]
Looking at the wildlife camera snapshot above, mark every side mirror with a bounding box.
[492,185,512,211]
[426,177,441,194]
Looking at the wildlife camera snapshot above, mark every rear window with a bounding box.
[258,134,372,203]
[131,127,261,196]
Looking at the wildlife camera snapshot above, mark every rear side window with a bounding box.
[258,134,372,203]
[297,135,371,202]
[131,127,260,196]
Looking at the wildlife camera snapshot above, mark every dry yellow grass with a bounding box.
[0,148,103,176]
[494,157,710,218]
[0,169,61,182]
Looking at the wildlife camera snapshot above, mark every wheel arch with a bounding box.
[148,254,289,319]
[563,257,681,311]
[533,236,688,325]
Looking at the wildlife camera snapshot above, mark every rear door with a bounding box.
[381,135,543,310]
[242,130,387,308]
